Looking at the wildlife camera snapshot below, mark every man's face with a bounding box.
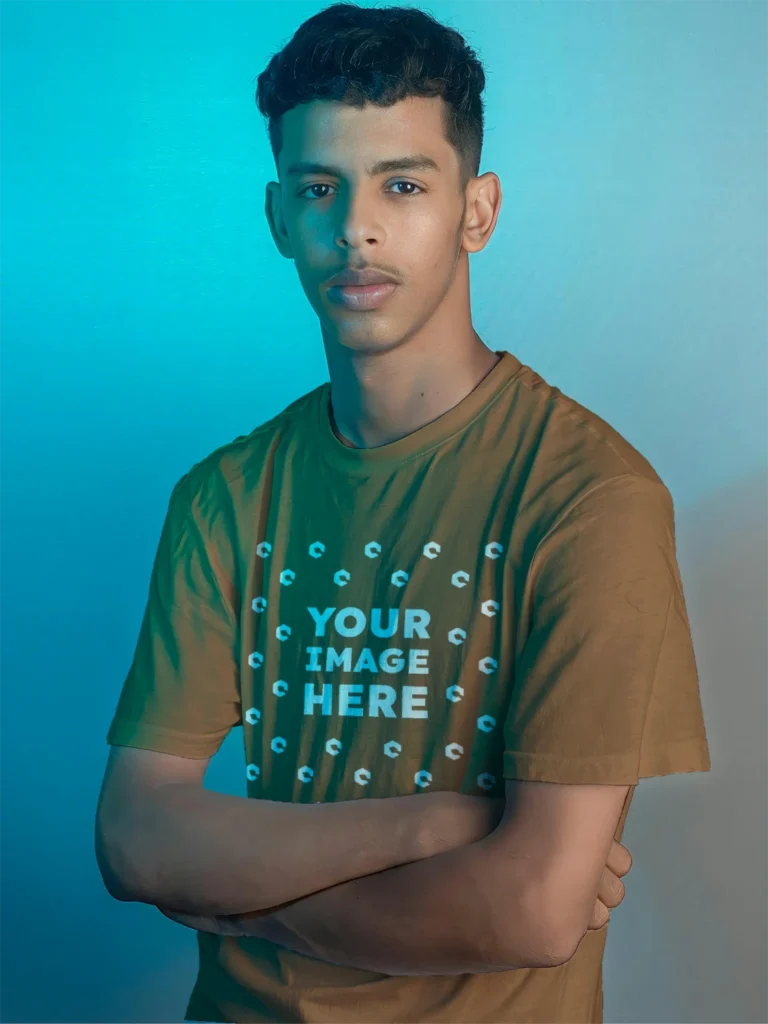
[265,95,479,356]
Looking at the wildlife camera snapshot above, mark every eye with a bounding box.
[298,180,424,200]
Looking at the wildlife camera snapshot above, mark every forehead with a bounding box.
[279,95,451,176]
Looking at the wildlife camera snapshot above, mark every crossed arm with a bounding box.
[157,781,631,975]
[158,837,554,975]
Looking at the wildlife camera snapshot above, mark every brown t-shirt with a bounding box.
[107,349,711,1023]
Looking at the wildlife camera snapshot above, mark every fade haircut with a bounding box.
[255,2,487,194]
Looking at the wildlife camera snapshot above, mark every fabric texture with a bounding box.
[107,349,711,1023]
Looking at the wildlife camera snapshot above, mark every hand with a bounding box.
[587,839,632,931]
[438,793,633,932]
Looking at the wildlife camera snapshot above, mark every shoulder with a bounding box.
[503,362,672,555]
[511,361,665,486]
[173,384,324,502]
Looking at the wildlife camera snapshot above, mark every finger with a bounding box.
[606,840,632,877]
[596,864,625,910]
[587,898,611,931]
[605,841,630,876]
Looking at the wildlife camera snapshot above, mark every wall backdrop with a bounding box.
[1,1,766,1022]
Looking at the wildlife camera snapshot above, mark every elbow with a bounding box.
[529,902,586,969]
[492,876,579,971]
[104,879,141,903]
[494,928,573,972]
[531,925,579,969]
[97,856,144,904]
[96,858,143,903]
[94,822,148,904]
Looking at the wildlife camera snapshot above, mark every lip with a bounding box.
[326,268,399,288]
[327,282,399,311]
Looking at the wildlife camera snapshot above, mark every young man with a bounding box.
[99,4,711,1022]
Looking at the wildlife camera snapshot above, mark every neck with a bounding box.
[326,331,501,450]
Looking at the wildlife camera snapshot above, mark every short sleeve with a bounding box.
[503,474,712,785]
[106,472,242,758]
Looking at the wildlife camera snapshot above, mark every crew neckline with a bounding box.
[312,348,523,475]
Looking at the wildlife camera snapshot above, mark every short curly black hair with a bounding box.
[255,2,487,193]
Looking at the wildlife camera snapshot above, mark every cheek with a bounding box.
[404,223,461,276]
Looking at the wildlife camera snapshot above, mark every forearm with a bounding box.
[112,784,436,917]
[219,842,550,976]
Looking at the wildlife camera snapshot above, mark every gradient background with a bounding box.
[1,1,766,1022]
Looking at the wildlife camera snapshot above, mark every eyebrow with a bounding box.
[285,154,441,178]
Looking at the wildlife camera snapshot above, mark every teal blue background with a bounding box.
[2,2,766,1022]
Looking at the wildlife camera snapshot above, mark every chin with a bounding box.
[321,319,407,353]
[331,333,411,357]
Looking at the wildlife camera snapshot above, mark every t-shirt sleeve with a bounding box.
[503,473,712,785]
[106,471,242,759]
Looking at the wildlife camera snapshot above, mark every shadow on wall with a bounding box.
[604,465,768,1024]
